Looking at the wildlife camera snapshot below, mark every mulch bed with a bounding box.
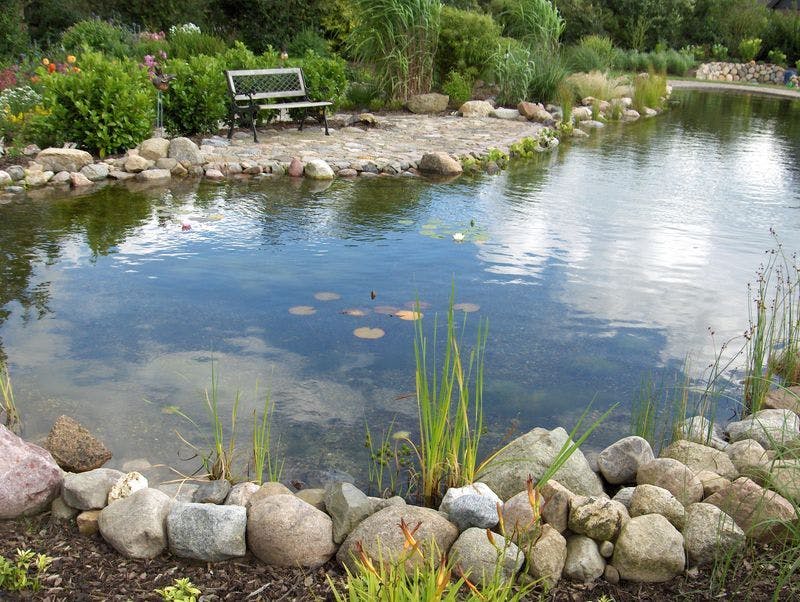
[2,515,792,601]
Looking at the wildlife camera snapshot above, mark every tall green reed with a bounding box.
[0,360,20,432]
[252,388,283,484]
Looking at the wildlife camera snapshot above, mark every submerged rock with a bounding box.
[45,415,112,473]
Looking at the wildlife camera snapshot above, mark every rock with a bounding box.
[705,477,797,542]
[637,458,703,506]
[643,107,658,117]
[338,505,458,572]
[6,165,24,181]
[418,152,463,175]
[62,468,124,510]
[247,481,294,508]
[763,386,800,414]
[77,510,101,535]
[44,415,112,473]
[612,486,635,509]
[297,488,327,511]
[139,137,170,161]
[51,171,71,184]
[572,106,592,121]
[571,128,589,138]
[108,170,135,180]
[324,482,373,544]
[167,502,246,561]
[171,163,188,177]
[449,527,524,586]
[205,168,224,180]
[661,439,737,480]
[0,424,63,519]
[440,482,501,514]
[51,496,79,521]
[79,163,109,182]
[526,524,566,588]
[23,144,40,156]
[612,514,685,582]
[225,482,260,506]
[539,479,577,533]
[579,120,605,129]
[768,459,800,503]
[604,563,620,584]
[123,154,153,173]
[36,148,93,173]
[597,436,654,485]
[447,493,500,531]
[157,482,199,503]
[192,479,231,504]
[136,168,172,181]
[478,427,604,500]
[406,93,449,114]
[288,157,304,177]
[168,137,203,165]
[629,484,685,530]
[25,170,53,187]
[338,168,358,177]
[0,171,11,185]
[71,172,94,187]
[491,107,521,120]
[695,470,731,497]
[518,102,553,122]
[622,109,640,121]
[568,497,627,541]
[726,409,800,449]
[99,488,171,558]
[223,162,242,175]
[459,100,494,118]
[155,158,178,171]
[599,541,614,558]
[107,472,148,504]
[683,503,744,566]
[304,159,335,180]
[725,439,771,478]
[563,535,605,582]
[248,494,337,567]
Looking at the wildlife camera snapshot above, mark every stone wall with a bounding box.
[696,61,785,85]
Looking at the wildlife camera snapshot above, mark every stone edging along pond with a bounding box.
[2,386,800,591]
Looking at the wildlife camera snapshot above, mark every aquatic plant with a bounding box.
[632,71,666,113]
[0,361,20,432]
[364,418,412,498]
[565,71,629,103]
[252,388,284,484]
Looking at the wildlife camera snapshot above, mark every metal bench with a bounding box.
[224,67,332,142]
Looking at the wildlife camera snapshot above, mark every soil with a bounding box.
[1,515,793,601]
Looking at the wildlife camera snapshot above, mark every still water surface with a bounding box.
[1,90,799,485]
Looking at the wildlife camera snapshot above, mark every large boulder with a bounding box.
[500,488,541,544]
[725,409,800,449]
[80,163,109,182]
[406,93,449,114]
[636,458,703,506]
[192,480,231,504]
[768,459,800,503]
[36,148,93,173]
[168,137,204,165]
[478,427,604,500]
[440,482,501,514]
[449,528,524,586]
[418,152,463,176]
[224,482,260,507]
[0,424,63,518]
[704,477,797,542]
[98,488,170,559]
[763,386,800,414]
[44,415,112,472]
[725,439,771,479]
[248,494,337,567]
[596,436,654,485]
[337,504,458,572]
[459,100,494,118]
[661,439,737,480]
[517,102,553,122]
[628,484,686,530]
[612,514,685,582]
[568,497,628,541]
[324,482,373,544]
[62,468,124,510]
[563,535,604,582]
[167,502,246,561]
[682,502,744,566]
[107,472,148,504]
[304,159,335,180]
[138,137,171,161]
[526,524,566,589]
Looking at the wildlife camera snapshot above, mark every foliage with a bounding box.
[252,390,284,484]
[738,38,762,62]
[32,51,154,157]
[288,51,348,107]
[0,549,53,593]
[491,0,565,51]
[442,71,472,106]
[566,35,619,72]
[155,577,201,602]
[344,68,385,110]
[348,0,442,100]
[162,54,227,136]
[509,129,558,156]
[61,19,133,59]
[167,29,228,60]
[712,43,729,61]
[365,419,413,497]
[0,0,29,61]
[554,0,606,45]
[490,38,535,106]
[527,49,568,102]
[0,361,20,432]
[565,71,628,102]
[601,0,694,50]
[614,49,694,75]
[436,6,502,82]
[320,0,359,53]
[768,48,788,67]
[288,28,331,58]
[709,0,769,56]
[764,10,800,66]
[632,71,666,112]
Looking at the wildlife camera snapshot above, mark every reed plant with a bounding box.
[490,39,535,106]
[365,418,412,498]
[565,71,629,103]
[0,360,20,432]
[252,389,283,484]
[632,71,666,113]
[347,0,441,100]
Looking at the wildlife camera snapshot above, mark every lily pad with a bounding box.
[373,305,400,315]
[314,291,341,301]
[395,310,423,321]
[354,327,385,339]
[342,308,369,316]
[289,305,317,315]
[453,302,480,313]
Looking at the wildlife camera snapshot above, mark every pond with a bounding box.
[2,89,800,488]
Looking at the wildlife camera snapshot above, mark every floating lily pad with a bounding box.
[208,213,224,221]
[453,302,480,313]
[395,310,423,321]
[373,305,400,315]
[342,308,369,316]
[354,327,385,339]
[289,305,317,315]
[314,291,341,301]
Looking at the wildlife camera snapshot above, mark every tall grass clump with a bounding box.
[490,39,535,106]
[565,70,629,102]
[348,0,442,100]
[252,389,284,484]
[632,71,666,112]
[494,0,565,51]
[527,50,568,102]
[566,35,618,72]
[0,361,20,432]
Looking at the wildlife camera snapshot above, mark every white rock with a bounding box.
[108,471,148,504]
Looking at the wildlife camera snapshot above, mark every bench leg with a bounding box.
[323,107,329,136]
[298,108,306,132]
[227,110,235,140]
[251,109,259,143]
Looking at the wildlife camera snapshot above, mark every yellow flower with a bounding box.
[41,58,50,66]
[66,55,76,64]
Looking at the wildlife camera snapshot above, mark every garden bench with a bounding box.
[224,67,332,142]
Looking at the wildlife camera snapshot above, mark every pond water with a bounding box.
[2,90,800,487]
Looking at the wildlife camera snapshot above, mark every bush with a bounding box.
[287,28,330,58]
[162,54,227,136]
[168,29,228,59]
[764,10,800,65]
[0,85,43,143]
[491,38,535,105]
[664,49,694,74]
[554,0,606,45]
[711,43,729,60]
[565,70,628,101]
[61,19,133,59]
[442,70,472,106]
[288,50,348,108]
[436,6,502,82]
[0,0,29,61]
[32,51,154,156]
[491,0,565,50]
[632,71,666,112]
[567,35,618,72]
[528,49,567,101]
[738,37,762,61]
[602,0,693,50]
[710,0,769,55]
[343,66,384,110]
[768,48,787,66]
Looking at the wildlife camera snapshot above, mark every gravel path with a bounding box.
[668,79,800,99]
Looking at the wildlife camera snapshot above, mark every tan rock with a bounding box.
[77,510,101,535]
[637,458,703,506]
[45,415,112,473]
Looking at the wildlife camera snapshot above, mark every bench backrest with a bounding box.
[225,68,308,101]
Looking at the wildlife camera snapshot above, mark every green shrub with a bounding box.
[491,0,565,50]
[528,49,567,102]
[289,50,348,108]
[602,0,694,50]
[287,27,330,57]
[343,66,384,109]
[491,38,535,105]
[649,51,667,73]
[162,54,227,136]
[764,10,800,66]
[219,41,264,70]
[436,6,502,82]
[168,29,228,60]
[664,49,694,74]
[567,35,618,72]
[61,19,133,58]
[711,43,729,60]
[768,48,787,66]
[132,39,171,62]
[442,70,472,106]
[554,0,606,45]
[738,37,762,61]
[0,0,29,60]
[632,71,666,112]
[31,51,154,156]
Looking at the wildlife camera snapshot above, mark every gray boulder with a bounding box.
[297,488,327,511]
[440,483,501,514]
[447,493,500,531]
[407,93,449,114]
[478,427,604,500]
[324,482,373,544]
[248,494,337,567]
[157,482,199,503]
[563,535,605,582]
[491,107,521,120]
[62,468,124,510]
[80,163,109,182]
[6,165,24,181]
[192,479,231,504]
[139,137,171,161]
[304,159,335,180]
[725,439,771,478]
[695,470,732,497]
[611,486,635,509]
[225,482,260,506]
[0,171,11,185]
[597,436,654,485]
[628,484,686,530]
[99,488,171,559]
[136,169,172,181]
[676,416,728,450]
[661,439,738,479]
[418,152,463,176]
[612,514,685,582]
[167,502,246,561]
[449,528,524,586]
[683,502,744,566]
[526,524,566,589]
[636,458,703,506]
[36,148,93,172]
[726,409,800,449]
[169,137,204,165]
[0,424,63,518]
[124,154,153,173]
[568,497,628,541]
[44,415,111,473]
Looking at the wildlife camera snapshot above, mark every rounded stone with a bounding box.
[636,458,703,506]
[597,436,655,485]
[449,527,524,585]
[612,514,685,582]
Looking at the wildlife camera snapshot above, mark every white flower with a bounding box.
[452,232,465,242]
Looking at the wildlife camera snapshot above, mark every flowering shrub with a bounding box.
[0,68,17,92]
[169,23,202,36]
[139,31,166,42]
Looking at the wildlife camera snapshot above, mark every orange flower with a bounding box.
[66,55,76,64]
[72,67,80,73]
[41,58,50,66]
[30,75,40,83]
[47,63,56,73]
